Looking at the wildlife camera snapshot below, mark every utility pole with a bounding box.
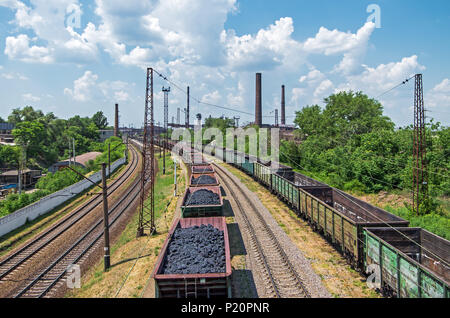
[102,163,110,271]
[73,137,76,164]
[68,138,72,166]
[186,86,190,129]
[65,164,110,271]
[174,160,177,197]
[162,86,171,175]
[275,109,279,127]
[177,108,180,125]
[413,74,428,215]
[108,143,111,177]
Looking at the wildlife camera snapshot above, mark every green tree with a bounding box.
[92,111,108,129]
[8,106,45,124]
[12,121,46,166]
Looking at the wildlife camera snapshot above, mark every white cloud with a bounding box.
[114,91,129,102]
[1,72,28,80]
[314,79,334,97]
[22,93,41,102]
[64,70,98,102]
[221,17,304,71]
[201,90,222,104]
[336,55,425,96]
[64,70,134,103]
[4,34,53,63]
[427,78,450,108]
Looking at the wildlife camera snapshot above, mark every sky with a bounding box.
[0,0,449,128]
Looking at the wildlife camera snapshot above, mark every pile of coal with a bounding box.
[186,189,220,206]
[193,166,213,173]
[162,225,226,274]
[192,175,217,185]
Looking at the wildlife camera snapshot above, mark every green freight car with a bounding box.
[298,188,409,267]
[254,162,271,187]
[364,227,449,298]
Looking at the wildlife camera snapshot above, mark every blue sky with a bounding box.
[0,0,449,127]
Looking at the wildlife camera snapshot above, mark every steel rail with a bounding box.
[0,146,139,282]
[213,162,311,298]
[14,147,143,298]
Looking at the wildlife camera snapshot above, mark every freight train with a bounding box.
[132,137,449,298]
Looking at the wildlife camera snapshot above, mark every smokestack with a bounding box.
[281,85,286,126]
[255,73,262,127]
[114,103,119,137]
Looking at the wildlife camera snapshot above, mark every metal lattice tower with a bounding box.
[137,68,156,237]
[162,86,170,174]
[413,74,428,215]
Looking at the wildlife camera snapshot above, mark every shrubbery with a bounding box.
[0,136,126,218]
[0,190,51,217]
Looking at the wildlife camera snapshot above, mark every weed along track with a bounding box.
[213,163,311,298]
[0,146,142,298]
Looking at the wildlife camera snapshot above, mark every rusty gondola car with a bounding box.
[152,217,232,298]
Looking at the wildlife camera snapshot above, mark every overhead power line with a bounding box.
[152,69,255,117]
[375,75,415,99]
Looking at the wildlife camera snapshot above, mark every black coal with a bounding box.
[162,225,226,274]
[192,175,217,185]
[186,189,220,206]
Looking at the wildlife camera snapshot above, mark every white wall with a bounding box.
[0,156,127,238]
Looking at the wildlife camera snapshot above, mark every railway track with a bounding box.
[213,162,310,298]
[0,146,141,298]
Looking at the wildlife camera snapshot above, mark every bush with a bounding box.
[0,190,51,217]
[385,206,450,240]
[36,167,85,192]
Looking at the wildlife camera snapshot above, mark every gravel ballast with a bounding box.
[192,175,217,185]
[186,189,220,206]
[162,225,226,274]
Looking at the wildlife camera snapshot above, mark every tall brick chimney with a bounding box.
[255,73,262,127]
[114,103,119,137]
[281,85,286,126]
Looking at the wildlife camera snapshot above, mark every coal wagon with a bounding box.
[152,217,232,298]
[181,186,223,218]
[364,227,449,298]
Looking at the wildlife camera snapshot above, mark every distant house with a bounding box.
[48,152,102,173]
[99,130,114,142]
[0,123,15,144]
[0,169,42,189]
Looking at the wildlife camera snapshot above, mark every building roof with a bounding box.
[1,169,40,176]
[60,152,102,166]
[0,123,15,130]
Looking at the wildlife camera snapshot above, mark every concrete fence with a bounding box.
[0,156,127,238]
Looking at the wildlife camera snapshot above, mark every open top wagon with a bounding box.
[152,217,232,298]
